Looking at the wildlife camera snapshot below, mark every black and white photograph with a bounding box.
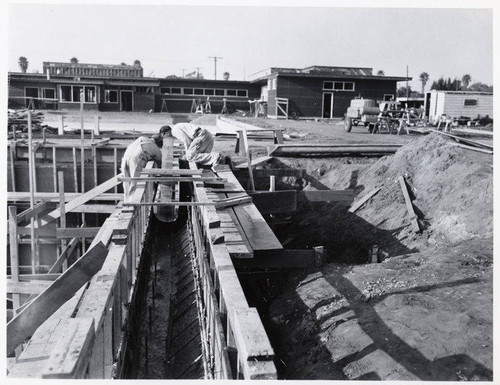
[3,0,496,382]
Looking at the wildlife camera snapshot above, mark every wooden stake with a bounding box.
[27,111,39,274]
[269,175,276,192]
[72,147,78,193]
[58,171,68,270]
[52,147,57,192]
[9,144,16,192]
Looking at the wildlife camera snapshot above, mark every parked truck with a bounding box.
[344,98,400,132]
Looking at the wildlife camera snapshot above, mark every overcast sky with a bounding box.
[5,1,495,92]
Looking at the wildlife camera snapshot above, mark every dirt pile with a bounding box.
[280,133,492,261]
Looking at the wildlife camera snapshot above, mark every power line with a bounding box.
[208,56,223,80]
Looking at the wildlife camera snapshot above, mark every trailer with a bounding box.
[424,90,493,125]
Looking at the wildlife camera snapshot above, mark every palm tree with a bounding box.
[377,70,385,76]
[462,74,471,90]
[18,56,28,73]
[70,57,79,64]
[223,72,230,81]
[419,72,429,95]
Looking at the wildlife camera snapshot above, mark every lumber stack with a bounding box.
[268,143,402,157]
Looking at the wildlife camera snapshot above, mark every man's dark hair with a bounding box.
[159,125,172,135]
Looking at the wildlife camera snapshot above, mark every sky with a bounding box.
[4,1,494,93]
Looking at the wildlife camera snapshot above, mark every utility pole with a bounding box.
[193,67,203,79]
[180,69,187,78]
[208,56,223,80]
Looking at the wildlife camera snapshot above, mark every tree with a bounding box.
[120,62,127,65]
[70,57,79,64]
[376,70,385,76]
[165,74,181,79]
[431,76,461,91]
[223,72,230,81]
[134,59,141,67]
[419,72,429,95]
[468,82,493,93]
[397,86,422,98]
[462,74,471,90]
[18,56,28,73]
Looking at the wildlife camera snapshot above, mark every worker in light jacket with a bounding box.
[121,135,162,199]
[160,123,223,168]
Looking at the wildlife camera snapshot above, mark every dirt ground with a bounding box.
[36,110,494,381]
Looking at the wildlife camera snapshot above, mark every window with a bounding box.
[42,88,56,99]
[237,90,248,97]
[464,99,478,106]
[215,89,225,96]
[105,90,118,103]
[160,87,170,94]
[204,89,215,96]
[226,89,237,96]
[60,86,72,101]
[344,82,354,91]
[334,82,344,90]
[59,85,97,103]
[323,81,334,90]
[171,88,182,94]
[194,88,204,95]
[184,88,193,95]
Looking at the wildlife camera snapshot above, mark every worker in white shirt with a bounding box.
[160,123,223,168]
[121,135,162,198]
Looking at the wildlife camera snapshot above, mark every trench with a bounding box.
[128,156,395,379]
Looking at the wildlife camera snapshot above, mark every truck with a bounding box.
[344,98,400,133]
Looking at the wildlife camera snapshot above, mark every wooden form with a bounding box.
[268,143,402,157]
[8,163,155,379]
[234,155,273,170]
[348,188,381,213]
[8,192,122,202]
[154,134,178,222]
[398,176,421,232]
[189,182,277,378]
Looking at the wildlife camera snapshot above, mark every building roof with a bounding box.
[427,90,493,96]
[43,61,141,69]
[248,65,410,82]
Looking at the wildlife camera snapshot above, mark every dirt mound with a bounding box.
[281,133,492,260]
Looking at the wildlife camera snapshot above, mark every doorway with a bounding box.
[25,87,39,108]
[322,92,334,118]
[121,91,133,111]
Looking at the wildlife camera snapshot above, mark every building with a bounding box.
[248,66,409,118]
[424,90,493,124]
[8,61,409,118]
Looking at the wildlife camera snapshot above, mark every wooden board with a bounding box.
[398,176,420,232]
[234,155,273,169]
[348,188,381,213]
[154,135,178,222]
[8,192,122,202]
[298,189,354,203]
[268,144,402,157]
[7,242,108,354]
[26,175,122,228]
[216,167,282,253]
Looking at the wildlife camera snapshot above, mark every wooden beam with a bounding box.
[249,191,297,214]
[8,206,21,316]
[235,168,306,178]
[348,188,381,213]
[48,238,79,274]
[234,155,273,169]
[7,280,52,295]
[7,273,61,281]
[16,202,52,224]
[8,192,122,202]
[398,176,420,232]
[119,176,223,183]
[26,175,122,229]
[154,134,178,222]
[140,168,203,175]
[268,144,402,157]
[216,196,253,209]
[70,204,116,214]
[42,318,95,379]
[430,129,493,150]
[56,228,101,239]
[298,189,355,203]
[231,308,274,360]
[7,242,108,354]
[452,143,493,155]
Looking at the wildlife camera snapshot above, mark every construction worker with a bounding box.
[121,135,162,198]
[159,123,224,169]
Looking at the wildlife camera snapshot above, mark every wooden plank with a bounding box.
[10,145,16,191]
[452,143,493,155]
[28,175,122,228]
[7,280,52,295]
[8,206,21,316]
[71,204,116,214]
[52,147,57,192]
[450,128,493,137]
[249,191,297,214]
[398,176,420,232]
[234,155,273,170]
[217,167,282,253]
[42,317,95,378]
[48,237,79,274]
[72,147,79,193]
[120,176,223,183]
[235,168,306,178]
[298,189,355,203]
[17,202,52,224]
[430,129,493,150]
[56,227,101,239]
[216,196,253,209]
[8,273,61,281]
[268,144,401,157]
[348,188,381,213]
[231,308,274,360]
[233,249,316,268]
[140,168,203,175]
[7,242,108,354]
[154,134,178,222]
[8,192,122,202]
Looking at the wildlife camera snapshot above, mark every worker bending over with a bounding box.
[160,123,224,169]
[121,135,162,199]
